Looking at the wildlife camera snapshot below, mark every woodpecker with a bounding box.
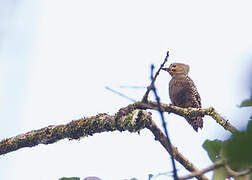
[162,63,203,132]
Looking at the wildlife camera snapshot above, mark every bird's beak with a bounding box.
[161,67,170,72]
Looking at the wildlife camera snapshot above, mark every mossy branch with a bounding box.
[0,105,208,180]
[0,110,151,156]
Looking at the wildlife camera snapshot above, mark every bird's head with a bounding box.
[162,63,190,77]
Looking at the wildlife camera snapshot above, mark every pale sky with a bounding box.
[0,1,252,180]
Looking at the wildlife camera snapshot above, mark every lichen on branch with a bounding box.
[0,110,151,156]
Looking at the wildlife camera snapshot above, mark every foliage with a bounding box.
[203,139,222,162]
[223,121,252,167]
[203,96,252,179]
[203,110,252,180]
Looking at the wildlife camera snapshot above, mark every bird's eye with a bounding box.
[172,65,176,68]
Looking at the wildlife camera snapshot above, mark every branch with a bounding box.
[0,104,208,179]
[0,102,235,180]
[142,51,169,102]
[0,110,151,156]
[178,160,224,180]
[179,160,252,180]
[146,120,208,180]
[134,101,238,134]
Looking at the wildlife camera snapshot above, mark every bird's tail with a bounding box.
[185,116,203,132]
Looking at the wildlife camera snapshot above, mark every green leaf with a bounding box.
[240,98,252,107]
[203,139,223,162]
[222,129,252,167]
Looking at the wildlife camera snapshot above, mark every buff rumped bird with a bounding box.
[162,63,203,132]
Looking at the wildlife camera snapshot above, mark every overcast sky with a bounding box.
[0,1,252,180]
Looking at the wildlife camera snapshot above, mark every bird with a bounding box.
[162,63,203,132]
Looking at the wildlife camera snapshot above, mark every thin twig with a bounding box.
[142,51,169,102]
[120,85,146,89]
[225,164,252,177]
[105,86,136,102]
[178,160,224,180]
[150,64,178,180]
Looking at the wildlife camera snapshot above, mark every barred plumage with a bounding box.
[162,63,203,132]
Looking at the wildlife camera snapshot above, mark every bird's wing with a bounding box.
[184,76,201,108]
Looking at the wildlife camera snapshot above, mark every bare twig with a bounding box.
[178,160,224,180]
[225,164,252,177]
[120,85,146,89]
[178,160,252,180]
[142,51,169,102]
[150,64,178,180]
[105,86,136,102]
